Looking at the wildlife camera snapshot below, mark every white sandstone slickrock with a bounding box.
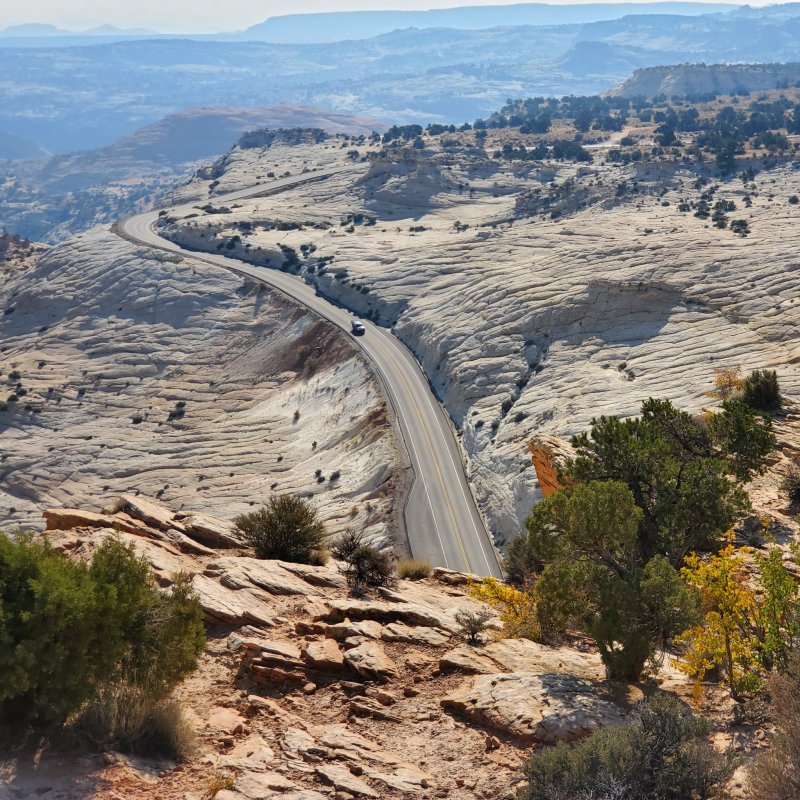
[167,146,800,541]
[441,672,625,744]
[0,227,399,546]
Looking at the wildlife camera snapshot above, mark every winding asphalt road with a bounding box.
[119,166,503,578]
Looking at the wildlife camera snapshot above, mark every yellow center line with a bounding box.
[389,353,473,572]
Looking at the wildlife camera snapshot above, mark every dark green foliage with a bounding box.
[382,124,423,144]
[567,398,765,564]
[524,398,772,680]
[0,536,205,733]
[706,399,775,482]
[528,482,698,680]
[331,529,396,596]
[0,535,99,729]
[503,533,540,588]
[235,494,326,563]
[740,369,781,412]
[521,693,733,800]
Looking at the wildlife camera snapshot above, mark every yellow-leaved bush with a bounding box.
[468,577,540,640]
[676,534,800,700]
[676,543,761,699]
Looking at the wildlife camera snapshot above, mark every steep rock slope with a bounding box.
[0,228,400,543]
[162,141,800,543]
[5,495,637,800]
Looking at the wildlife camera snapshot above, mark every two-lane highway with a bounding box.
[119,167,503,578]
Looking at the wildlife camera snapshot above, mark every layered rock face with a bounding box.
[0,228,399,544]
[26,496,630,800]
[164,142,800,543]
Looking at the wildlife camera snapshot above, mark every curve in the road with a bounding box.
[119,166,503,578]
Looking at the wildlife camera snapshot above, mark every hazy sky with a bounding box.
[0,0,773,34]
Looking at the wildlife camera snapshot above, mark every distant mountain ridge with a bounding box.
[0,22,154,37]
[244,2,738,43]
[608,62,800,97]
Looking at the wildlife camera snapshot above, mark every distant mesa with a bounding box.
[242,2,739,44]
[81,25,156,36]
[608,61,800,98]
[0,22,155,38]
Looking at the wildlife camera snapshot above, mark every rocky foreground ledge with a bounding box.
[18,496,635,800]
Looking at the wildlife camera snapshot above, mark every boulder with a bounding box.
[441,672,625,745]
[279,561,347,589]
[439,645,500,675]
[439,639,603,679]
[165,528,217,556]
[233,771,299,797]
[117,494,186,532]
[177,510,243,548]
[325,620,383,641]
[192,574,275,627]
[245,638,303,661]
[528,436,575,499]
[381,622,450,647]
[210,558,325,596]
[344,641,400,682]
[212,735,276,772]
[305,638,345,671]
[482,639,603,679]
[319,598,462,632]
[349,697,402,723]
[431,567,477,586]
[43,508,147,535]
[316,763,378,798]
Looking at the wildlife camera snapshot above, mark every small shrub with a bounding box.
[520,693,733,800]
[705,365,743,401]
[782,464,800,505]
[740,369,781,412]
[454,609,493,644]
[396,558,432,580]
[749,653,800,799]
[469,576,541,641]
[75,682,194,760]
[234,495,326,564]
[332,529,396,596]
[205,772,236,799]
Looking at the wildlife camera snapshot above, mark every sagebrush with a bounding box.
[332,529,396,596]
[234,494,326,563]
[521,693,733,800]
